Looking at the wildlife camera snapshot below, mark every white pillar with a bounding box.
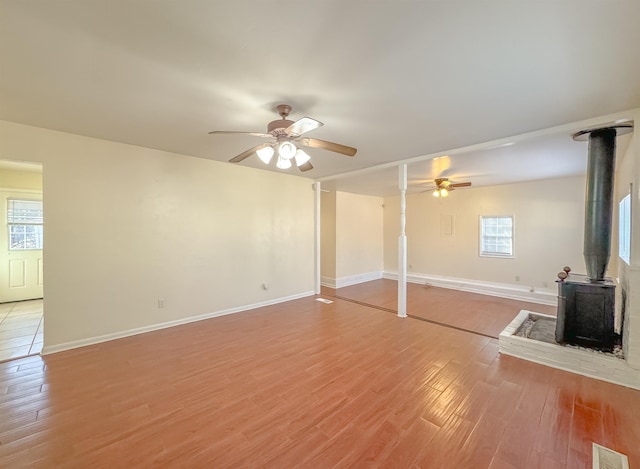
[398,165,408,318]
[314,181,321,295]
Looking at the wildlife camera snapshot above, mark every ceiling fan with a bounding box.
[427,178,472,197]
[208,104,357,172]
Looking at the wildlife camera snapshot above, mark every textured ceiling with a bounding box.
[1,1,639,194]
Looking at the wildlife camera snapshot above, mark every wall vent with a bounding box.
[593,443,629,469]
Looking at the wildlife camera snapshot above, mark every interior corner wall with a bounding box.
[320,191,336,280]
[615,112,640,368]
[334,191,384,280]
[321,191,383,287]
[383,176,587,290]
[0,120,315,351]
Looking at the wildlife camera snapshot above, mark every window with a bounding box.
[619,193,631,265]
[7,199,43,250]
[480,216,514,257]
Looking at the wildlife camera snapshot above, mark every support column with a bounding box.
[398,165,407,318]
[314,181,321,295]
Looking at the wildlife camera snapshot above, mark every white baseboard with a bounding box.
[320,277,336,288]
[321,271,383,289]
[41,290,316,356]
[383,271,557,306]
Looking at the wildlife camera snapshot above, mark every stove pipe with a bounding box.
[573,123,633,282]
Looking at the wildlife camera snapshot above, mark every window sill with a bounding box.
[479,253,515,259]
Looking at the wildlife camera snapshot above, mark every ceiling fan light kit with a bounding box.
[256,146,275,164]
[278,141,297,160]
[433,188,449,198]
[209,104,357,172]
[294,149,311,166]
[276,155,292,169]
[427,177,472,197]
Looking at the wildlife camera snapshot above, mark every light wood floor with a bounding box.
[0,291,638,467]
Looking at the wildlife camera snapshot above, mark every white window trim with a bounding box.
[479,215,515,258]
[619,192,631,265]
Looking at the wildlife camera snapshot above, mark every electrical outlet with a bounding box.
[542,281,549,288]
[515,275,520,282]
[157,299,165,308]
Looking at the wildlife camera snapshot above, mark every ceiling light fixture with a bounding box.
[276,155,292,169]
[432,188,449,198]
[210,104,358,173]
[254,142,310,170]
[256,146,274,164]
[429,178,471,197]
[278,141,297,160]
[294,149,311,167]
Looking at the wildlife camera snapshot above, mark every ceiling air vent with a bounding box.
[592,443,629,469]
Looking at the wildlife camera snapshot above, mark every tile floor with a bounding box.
[0,299,43,361]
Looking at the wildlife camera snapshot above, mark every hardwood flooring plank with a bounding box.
[380,417,439,468]
[533,387,573,465]
[526,450,566,469]
[351,418,401,465]
[456,412,507,468]
[302,423,368,468]
[570,402,604,456]
[489,456,519,469]
[415,413,476,468]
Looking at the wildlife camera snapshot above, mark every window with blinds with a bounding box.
[7,199,43,250]
[480,216,514,258]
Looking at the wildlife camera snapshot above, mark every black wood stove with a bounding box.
[556,273,616,351]
[555,123,633,352]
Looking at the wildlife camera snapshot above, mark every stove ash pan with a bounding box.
[555,274,615,352]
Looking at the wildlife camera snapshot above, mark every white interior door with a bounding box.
[0,191,43,303]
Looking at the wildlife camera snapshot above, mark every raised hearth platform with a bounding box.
[499,310,640,390]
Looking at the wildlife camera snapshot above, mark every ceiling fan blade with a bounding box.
[285,117,323,136]
[209,130,272,138]
[299,138,357,156]
[298,161,314,172]
[228,144,268,163]
[450,182,472,188]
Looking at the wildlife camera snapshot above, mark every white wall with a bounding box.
[0,120,315,351]
[384,176,587,291]
[335,192,384,279]
[0,168,42,191]
[615,111,640,368]
[320,191,336,280]
[321,191,383,287]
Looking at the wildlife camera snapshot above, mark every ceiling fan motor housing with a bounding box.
[267,119,294,134]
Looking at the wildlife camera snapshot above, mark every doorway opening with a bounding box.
[0,160,43,362]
